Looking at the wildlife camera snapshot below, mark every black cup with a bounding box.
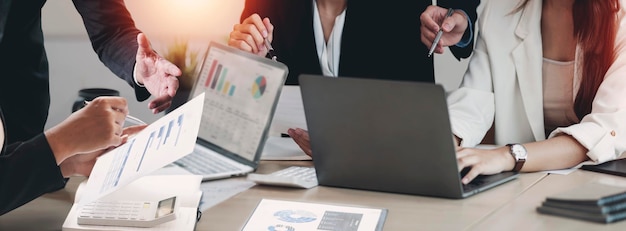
[72,88,120,112]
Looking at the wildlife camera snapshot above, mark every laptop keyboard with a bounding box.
[174,148,241,175]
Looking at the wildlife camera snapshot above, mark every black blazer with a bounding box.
[241,0,479,85]
[0,0,147,215]
[0,107,66,215]
[0,0,148,144]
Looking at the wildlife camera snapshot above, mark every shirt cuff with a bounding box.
[133,62,145,88]
[454,10,473,48]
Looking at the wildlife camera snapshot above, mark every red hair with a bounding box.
[573,0,620,118]
[515,0,621,118]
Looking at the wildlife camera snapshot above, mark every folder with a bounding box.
[62,174,203,231]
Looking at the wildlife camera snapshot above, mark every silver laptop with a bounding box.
[299,74,518,199]
[158,41,288,181]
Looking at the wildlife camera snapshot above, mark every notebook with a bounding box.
[299,75,519,199]
[156,41,288,181]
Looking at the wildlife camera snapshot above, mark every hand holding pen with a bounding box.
[228,13,276,59]
[420,5,470,56]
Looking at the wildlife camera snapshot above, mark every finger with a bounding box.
[108,133,124,148]
[122,124,148,136]
[441,16,457,33]
[148,94,172,109]
[421,34,433,50]
[295,129,312,154]
[263,18,274,42]
[166,76,179,97]
[162,59,182,77]
[288,129,312,156]
[461,167,480,185]
[137,33,152,58]
[420,25,437,48]
[420,6,441,32]
[456,151,473,171]
[95,96,129,115]
[152,101,172,114]
[228,36,254,53]
[445,11,468,33]
[243,13,268,38]
[240,14,267,51]
[231,25,261,53]
[436,45,445,54]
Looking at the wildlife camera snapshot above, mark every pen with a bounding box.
[428,8,455,57]
[264,38,277,61]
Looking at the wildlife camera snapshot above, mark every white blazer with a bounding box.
[448,0,626,163]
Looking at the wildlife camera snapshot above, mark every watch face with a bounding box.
[511,144,527,159]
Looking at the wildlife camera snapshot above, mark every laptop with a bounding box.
[299,74,518,199]
[157,41,288,181]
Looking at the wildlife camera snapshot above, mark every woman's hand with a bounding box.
[456,146,514,184]
[229,13,274,56]
[59,125,147,177]
[287,128,312,157]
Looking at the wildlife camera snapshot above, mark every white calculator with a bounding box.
[77,196,177,228]
[247,166,318,189]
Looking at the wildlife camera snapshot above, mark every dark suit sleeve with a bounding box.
[439,0,480,60]
[0,134,66,216]
[71,0,150,101]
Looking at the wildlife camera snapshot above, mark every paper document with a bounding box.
[270,85,307,135]
[198,178,256,212]
[243,199,387,231]
[79,94,205,205]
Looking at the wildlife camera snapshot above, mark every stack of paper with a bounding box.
[536,182,626,223]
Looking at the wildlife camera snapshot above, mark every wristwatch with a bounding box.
[506,143,527,172]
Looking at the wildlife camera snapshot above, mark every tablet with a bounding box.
[580,158,626,177]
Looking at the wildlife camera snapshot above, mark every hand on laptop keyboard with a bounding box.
[247,166,318,189]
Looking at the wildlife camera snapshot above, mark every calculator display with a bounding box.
[156,197,176,218]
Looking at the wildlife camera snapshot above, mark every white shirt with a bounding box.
[312,0,346,77]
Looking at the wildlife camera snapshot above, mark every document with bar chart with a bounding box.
[79,93,205,205]
[190,41,288,162]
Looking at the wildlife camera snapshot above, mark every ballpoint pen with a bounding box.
[428,8,455,57]
[264,38,277,61]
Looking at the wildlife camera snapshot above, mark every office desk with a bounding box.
[0,161,545,231]
[197,161,547,231]
[470,170,626,231]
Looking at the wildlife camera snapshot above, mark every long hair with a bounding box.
[572,0,620,118]
[516,0,620,119]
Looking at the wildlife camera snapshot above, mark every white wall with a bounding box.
[42,0,473,129]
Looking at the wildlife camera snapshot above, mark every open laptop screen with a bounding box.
[190,41,288,162]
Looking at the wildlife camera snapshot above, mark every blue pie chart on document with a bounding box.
[273,209,317,223]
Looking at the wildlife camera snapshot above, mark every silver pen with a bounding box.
[428,8,455,57]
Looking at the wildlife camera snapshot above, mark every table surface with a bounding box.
[1,161,626,231]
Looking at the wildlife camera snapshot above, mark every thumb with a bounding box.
[442,17,456,32]
[137,33,152,56]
